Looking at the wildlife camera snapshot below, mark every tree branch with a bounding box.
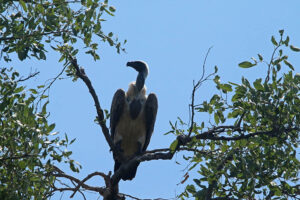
[188,47,213,137]
[51,166,106,195]
[265,35,283,82]
[146,147,216,155]
[36,64,67,107]
[68,56,116,153]
[17,71,40,82]
[0,30,70,42]
[70,172,108,198]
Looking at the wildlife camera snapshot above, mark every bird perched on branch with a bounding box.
[110,61,158,180]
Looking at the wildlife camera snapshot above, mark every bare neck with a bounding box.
[126,82,146,100]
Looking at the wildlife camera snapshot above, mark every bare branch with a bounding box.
[115,126,299,171]
[119,193,141,200]
[188,47,213,137]
[70,172,108,198]
[68,56,116,153]
[146,147,215,155]
[35,64,68,109]
[17,71,40,82]
[40,65,67,96]
[193,127,299,141]
[51,167,106,195]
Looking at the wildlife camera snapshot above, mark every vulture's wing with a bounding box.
[110,89,126,140]
[143,93,158,151]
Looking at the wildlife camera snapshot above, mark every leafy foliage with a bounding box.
[0,0,124,62]
[0,1,125,199]
[0,68,78,200]
[172,30,300,199]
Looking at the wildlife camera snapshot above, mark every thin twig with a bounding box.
[52,170,106,195]
[17,71,40,82]
[36,64,67,108]
[188,47,213,137]
[265,35,283,82]
[70,172,108,198]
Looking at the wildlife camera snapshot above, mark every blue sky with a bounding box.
[13,0,300,199]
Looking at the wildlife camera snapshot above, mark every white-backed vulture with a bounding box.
[110,61,158,180]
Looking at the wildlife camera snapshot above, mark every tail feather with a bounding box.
[114,160,140,181]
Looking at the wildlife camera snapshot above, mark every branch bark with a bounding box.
[69,56,116,153]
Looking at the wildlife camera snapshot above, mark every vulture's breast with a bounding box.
[114,99,147,159]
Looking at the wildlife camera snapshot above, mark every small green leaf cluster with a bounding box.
[0,0,124,62]
[175,31,300,199]
[0,68,78,199]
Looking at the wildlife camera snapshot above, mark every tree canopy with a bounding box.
[0,1,299,200]
[174,31,300,199]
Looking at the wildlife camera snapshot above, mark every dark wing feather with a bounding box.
[110,89,126,140]
[143,93,158,152]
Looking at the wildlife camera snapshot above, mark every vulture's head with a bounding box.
[127,61,149,92]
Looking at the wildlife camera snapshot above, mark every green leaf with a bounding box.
[42,101,49,114]
[213,75,220,84]
[50,132,59,136]
[37,85,45,89]
[290,45,300,52]
[109,6,116,12]
[284,60,294,70]
[170,140,178,152]
[70,138,76,145]
[19,160,27,169]
[189,163,198,171]
[284,36,290,46]
[59,55,65,62]
[18,51,27,61]
[221,143,229,152]
[229,81,240,86]
[271,36,278,46]
[29,89,38,94]
[19,0,27,12]
[253,79,264,91]
[15,86,24,93]
[40,95,48,99]
[279,29,284,36]
[220,84,232,92]
[186,185,196,194]
[39,51,46,60]
[214,65,218,73]
[258,54,263,61]
[238,61,256,68]
[48,123,55,132]
[214,112,219,125]
[107,37,114,46]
